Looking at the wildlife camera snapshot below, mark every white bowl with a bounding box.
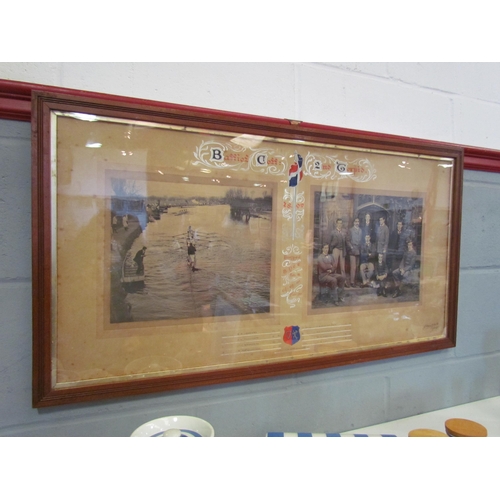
[131,415,215,437]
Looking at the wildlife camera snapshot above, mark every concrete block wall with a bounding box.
[1,62,500,436]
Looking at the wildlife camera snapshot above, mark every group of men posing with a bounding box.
[317,213,417,305]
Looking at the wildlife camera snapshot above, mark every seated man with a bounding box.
[374,252,389,297]
[392,240,417,298]
[317,244,346,306]
[359,234,377,286]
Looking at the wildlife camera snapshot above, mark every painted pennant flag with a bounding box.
[288,152,303,187]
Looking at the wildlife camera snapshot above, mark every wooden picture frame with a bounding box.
[31,90,463,407]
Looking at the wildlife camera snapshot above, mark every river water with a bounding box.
[123,205,272,322]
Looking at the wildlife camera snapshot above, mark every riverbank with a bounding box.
[112,217,143,259]
[110,217,143,323]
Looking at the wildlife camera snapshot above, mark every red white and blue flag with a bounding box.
[288,153,303,187]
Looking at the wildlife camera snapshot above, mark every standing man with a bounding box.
[317,244,346,305]
[376,215,390,262]
[362,212,376,246]
[134,246,147,275]
[187,241,197,271]
[388,220,407,271]
[347,217,363,287]
[330,218,348,285]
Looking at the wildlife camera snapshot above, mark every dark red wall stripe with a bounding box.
[1,78,498,172]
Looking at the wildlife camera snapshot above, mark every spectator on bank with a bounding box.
[134,246,147,274]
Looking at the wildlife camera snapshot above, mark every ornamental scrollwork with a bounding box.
[192,141,245,169]
[280,284,303,308]
[282,189,305,222]
[193,140,287,175]
[281,246,303,308]
[304,152,377,183]
[282,244,302,257]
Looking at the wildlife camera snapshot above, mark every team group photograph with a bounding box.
[312,189,423,309]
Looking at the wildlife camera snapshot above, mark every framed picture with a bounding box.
[32,91,463,407]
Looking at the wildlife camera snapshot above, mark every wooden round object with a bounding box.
[445,418,488,437]
[408,428,448,437]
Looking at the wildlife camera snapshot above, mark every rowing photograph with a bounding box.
[109,177,274,323]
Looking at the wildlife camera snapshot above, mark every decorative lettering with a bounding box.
[193,140,287,175]
[336,161,347,173]
[304,153,377,182]
[210,148,224,161]
[281,245,303,308]
[256,154,267,166]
